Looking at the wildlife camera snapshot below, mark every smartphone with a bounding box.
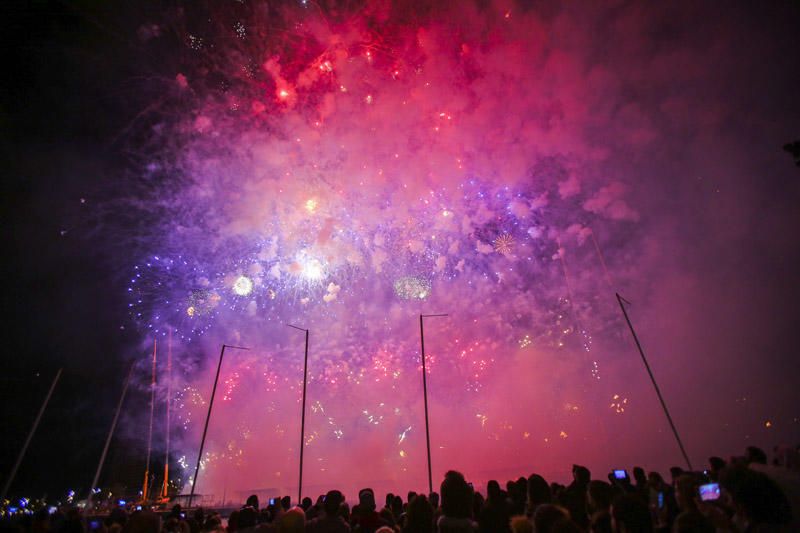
[135,505,142,511]
[613,469,628,480]
[657,492,664,509]
[269,498,277,506]
[89,520,102,530]
[698,483,720,501]
[180,513,186,519]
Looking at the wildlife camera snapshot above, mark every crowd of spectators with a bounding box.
[2,445,798,533]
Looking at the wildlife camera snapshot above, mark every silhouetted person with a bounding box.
[631,468,648,503]
[391,496,403,522]
[746,446,768,465]
[479,480,510,533]
[438,471,477,533]
[672,474,713,533]
[526,473,551,517]
[707,456,726,482]
[402,494,433,533]
[307,490,349,533]
[428,492,439,510]
[561,464,590,528]
[238,505,257,533]
[587,480,613,533]
[351,489,388,533]
[720,465,792,530]
[667,467,683,487]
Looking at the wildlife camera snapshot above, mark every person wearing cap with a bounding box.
[307,490,350,533]
[351,488,389,533]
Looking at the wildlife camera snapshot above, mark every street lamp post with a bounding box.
[286,324,310,505]
[188,344,249,508]
[419,313,447,495]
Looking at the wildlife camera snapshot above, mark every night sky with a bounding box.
[2,0,800,502]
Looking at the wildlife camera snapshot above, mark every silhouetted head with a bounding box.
[391,495,403,516]
[720,466,791,527]
[572,464,591,484]
[472,491,484,518]
[708,456,726,476]
[301,497,312,511]
[587,480,613,513]
[441,470,472,519]
[358,488,376,512]
[648,471,666,488]
[429,492,439,509]
[405,494,433,533]
[632,467,646,484]
[245,495,259,510]
[527,474,551,507]
[323,490,344,517]
[487,479,502,501]
[278,507,305,533]
[674,474,701,512]
[745,446,768,465]
[532,504,569,533]
[238,506,257,529]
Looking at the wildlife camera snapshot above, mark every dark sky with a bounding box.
[2,0,800,500]
[1,0,150,497]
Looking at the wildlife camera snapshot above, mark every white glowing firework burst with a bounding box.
[232,275,254,296]
[393,276,431,300]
